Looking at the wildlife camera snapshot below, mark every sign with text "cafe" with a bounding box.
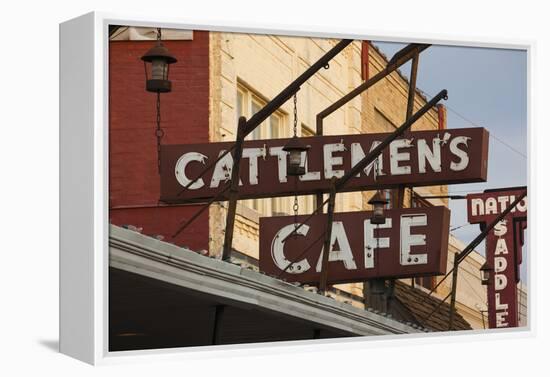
[160,127,489,203]
[259,206,450,284]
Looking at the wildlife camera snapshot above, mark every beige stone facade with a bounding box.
[206,31,516,330]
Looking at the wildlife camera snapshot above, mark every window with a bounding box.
[237,84,287,215]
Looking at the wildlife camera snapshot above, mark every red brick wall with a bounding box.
[361,41,370,81]
[109,31,210,251]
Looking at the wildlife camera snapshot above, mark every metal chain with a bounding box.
[156,92,164,173]
[155,27,163,174]
[293,93,298,137]
[292,93,299,232]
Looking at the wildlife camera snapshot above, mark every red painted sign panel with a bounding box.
[467,188,527,328]
[259,206,450,284]
[160,127,489,203]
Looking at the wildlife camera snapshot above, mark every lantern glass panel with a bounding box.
[289,150,302,167]
[373,205,384,218]
[151,58,168,80]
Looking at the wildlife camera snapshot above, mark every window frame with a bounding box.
[236,83,288,216]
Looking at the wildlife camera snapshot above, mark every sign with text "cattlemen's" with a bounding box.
[160,127,489,203]
[467,188,527,329]
[259,206,450,284]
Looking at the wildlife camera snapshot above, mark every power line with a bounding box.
[488,132,527,159]
[450,223,473,232]
[415,88,527,160]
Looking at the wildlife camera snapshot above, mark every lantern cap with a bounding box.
[368,191,388,206]
[282,136,310,152]
[141,41,177,64]
[480,261,492,272]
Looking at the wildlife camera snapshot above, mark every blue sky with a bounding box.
[373,42,528,279]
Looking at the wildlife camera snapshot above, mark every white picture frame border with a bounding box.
[59,11,534,365]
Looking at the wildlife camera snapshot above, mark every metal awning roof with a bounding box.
[109,224,422,348]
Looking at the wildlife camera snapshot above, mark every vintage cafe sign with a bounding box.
[259,207,450,284]
[467,188,527,328]
[160,127,489,202]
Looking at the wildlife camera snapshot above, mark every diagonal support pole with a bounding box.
[385,48,420,313]
[318,178,337,293]
[222,117,247,261]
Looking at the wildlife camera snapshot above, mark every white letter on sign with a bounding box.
[496,312,509,327]
[242,147,265,185]
[400,214,428,265]
[418,138,442,173]
[210,150,242,188]
[316,221,357,271]
[495,293,508,311]
[175,152,207,190]
[364,218,392,269]
[449,136,471,171]
[495,238,509,255]
[271,224,311,274]
[494,220,508,237]
[495,274,507,290]
[494,256,507,273]
[471,198,484,217]
[299,152,321,182]
[351,141,384,178]
[390,139,412,175]
[324,143,345,179]
[269,147,288,183]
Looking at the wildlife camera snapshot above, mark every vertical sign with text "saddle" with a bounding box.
[467,188,527,328]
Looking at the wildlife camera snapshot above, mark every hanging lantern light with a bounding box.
[141,40,177,93]
[283,136,310,176]
[368,191,388,225]
[480,261,492,286]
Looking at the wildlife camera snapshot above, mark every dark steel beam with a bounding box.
[414,194,467,200]
[448,253,459,330]
[171,183,231,238]
[211,304,225,345]
[387,49,420,313]
[319,178,337,293]
[222,117,247,261]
